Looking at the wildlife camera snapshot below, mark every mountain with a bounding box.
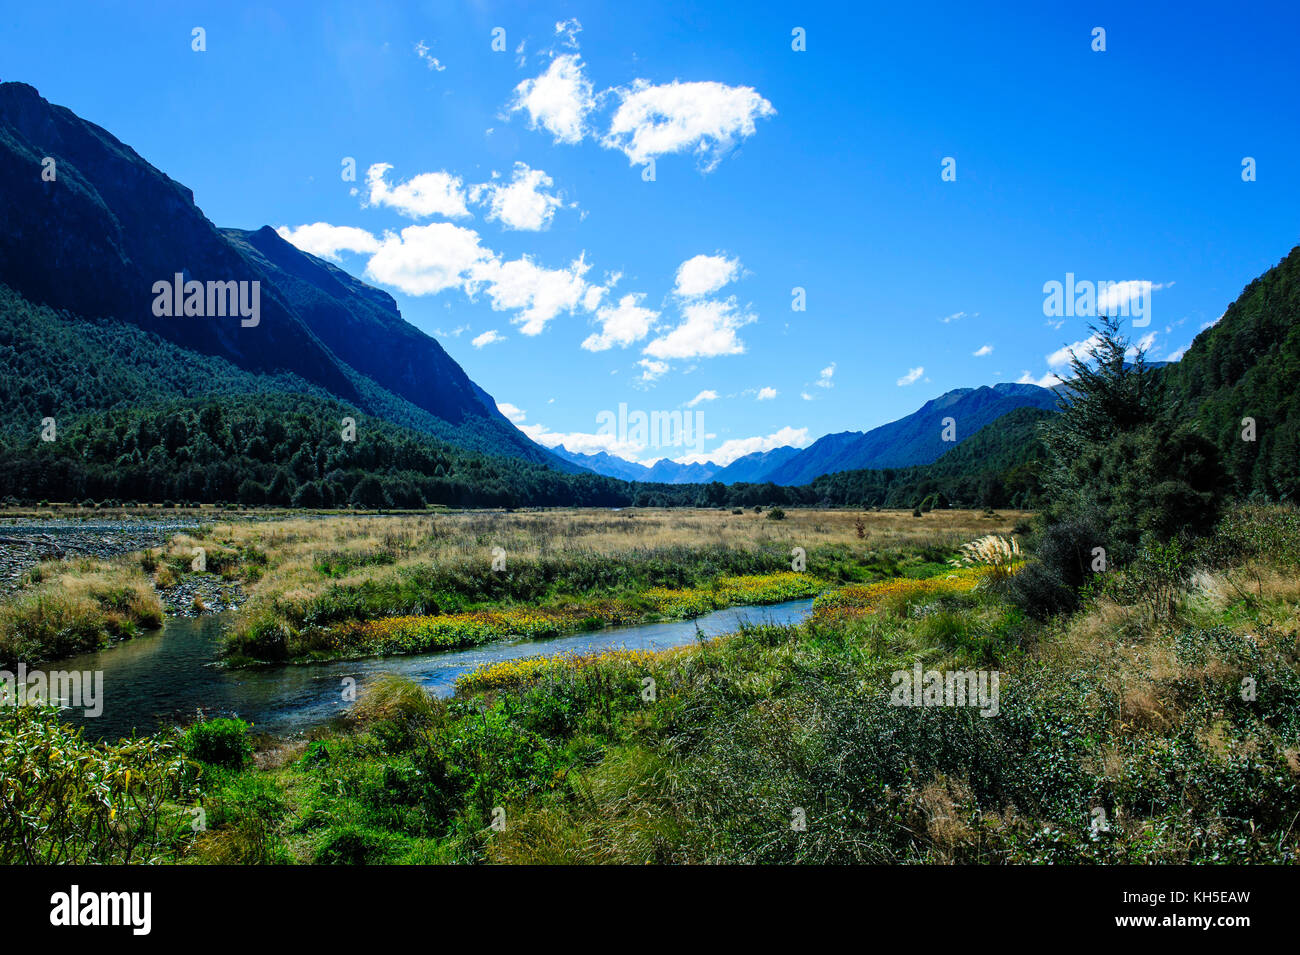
[763,383,1060,485]
[805,405,1055,508]
[549,445,728,483]
[1161,244,1300,499]
[550,446,655,482]
[0,81,564,467]
[553,384,1058,486]
[712,446,803,483]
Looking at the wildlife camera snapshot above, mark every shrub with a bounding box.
[1104,538,1190,620]
[765,507,786,521]
[315,824,391,865]
[181,717,253,768]
[0,706,192,863]
[1007,517,1106,619]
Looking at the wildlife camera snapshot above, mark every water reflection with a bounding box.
[60,600,814,740]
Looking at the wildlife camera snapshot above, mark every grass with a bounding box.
[7,504,1295,865]
[212,508,1024,664]
[0,558,163,668]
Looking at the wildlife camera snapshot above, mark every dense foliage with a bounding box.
[0,393,632,508]
[1161,244,1300,500]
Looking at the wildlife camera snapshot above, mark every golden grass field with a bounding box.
[193,507,1031,605]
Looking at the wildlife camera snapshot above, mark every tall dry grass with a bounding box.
[0,558,163,666]
[212,507,1029,604]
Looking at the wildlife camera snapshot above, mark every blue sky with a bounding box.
[4,1,1299,465]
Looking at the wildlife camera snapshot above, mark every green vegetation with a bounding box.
[0,706,196,864]
[1162,244,1300,499]
[201,509,1000,665]
[0,392,632,509]
[0,558,163,668]
[181,718,253,769]
[1009,317,1228,620]
[5,501,1294,864]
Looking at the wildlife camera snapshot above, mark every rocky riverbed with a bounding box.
[159,573,246,617]
[0,516,226,608]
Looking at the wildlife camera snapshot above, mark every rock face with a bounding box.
[0,81,561,468]
[224,226,506,429]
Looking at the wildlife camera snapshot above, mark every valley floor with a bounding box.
[2,506,1297,864]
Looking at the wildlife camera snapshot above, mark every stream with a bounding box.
[58,599,815,740]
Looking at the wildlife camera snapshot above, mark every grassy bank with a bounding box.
[214,508,1023,664]
[5,504,1295,864]
[0,558,163,668]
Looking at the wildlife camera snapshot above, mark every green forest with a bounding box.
[1,243,1298,512]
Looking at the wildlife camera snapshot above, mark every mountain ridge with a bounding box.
[0,81,566,469]
[555,382,1060,486]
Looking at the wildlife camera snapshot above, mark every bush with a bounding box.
[1104,538,1190,620]
[0,706,192,863]
[766,507,786,521]
[181,717,253,768]
[315,824,390,865]
[1007,517,1106,619]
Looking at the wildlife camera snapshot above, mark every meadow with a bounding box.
[3,503,1296,865]
[180,507,1027,664]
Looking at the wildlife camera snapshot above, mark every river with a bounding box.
[58,599,814,740]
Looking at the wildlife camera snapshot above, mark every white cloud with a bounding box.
[637,358,669,382]
[685,390,718,408]
[365,222,495,295]
[365,163,469,219]
[816,363,836,388]
[502,400,646,458]
[756,386,777,401]
[496,401,527,423]
[275,223,381,261]
[472,329,505,348]
[521,423,643,459]
[674,426,810,467]
[509,54,595,145]
[471,253,594,336]
[1096,280,1170,315]
[1127,330,1159,358]
[644,298,755,359]
[603,80,775,171]
[800,392,813,401]
[1017,370,1064,388]
[1166,343,1192,362]
[471,163,565,231]
[973,344,993,357]
[673,253,741,298]
[582,293,658,351]
[1047,334,1103,369]
[896,366,924,386]
[554,18,582,50]
[296,204,610,337]
[414,40,445,72]
[939,311,973,323]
